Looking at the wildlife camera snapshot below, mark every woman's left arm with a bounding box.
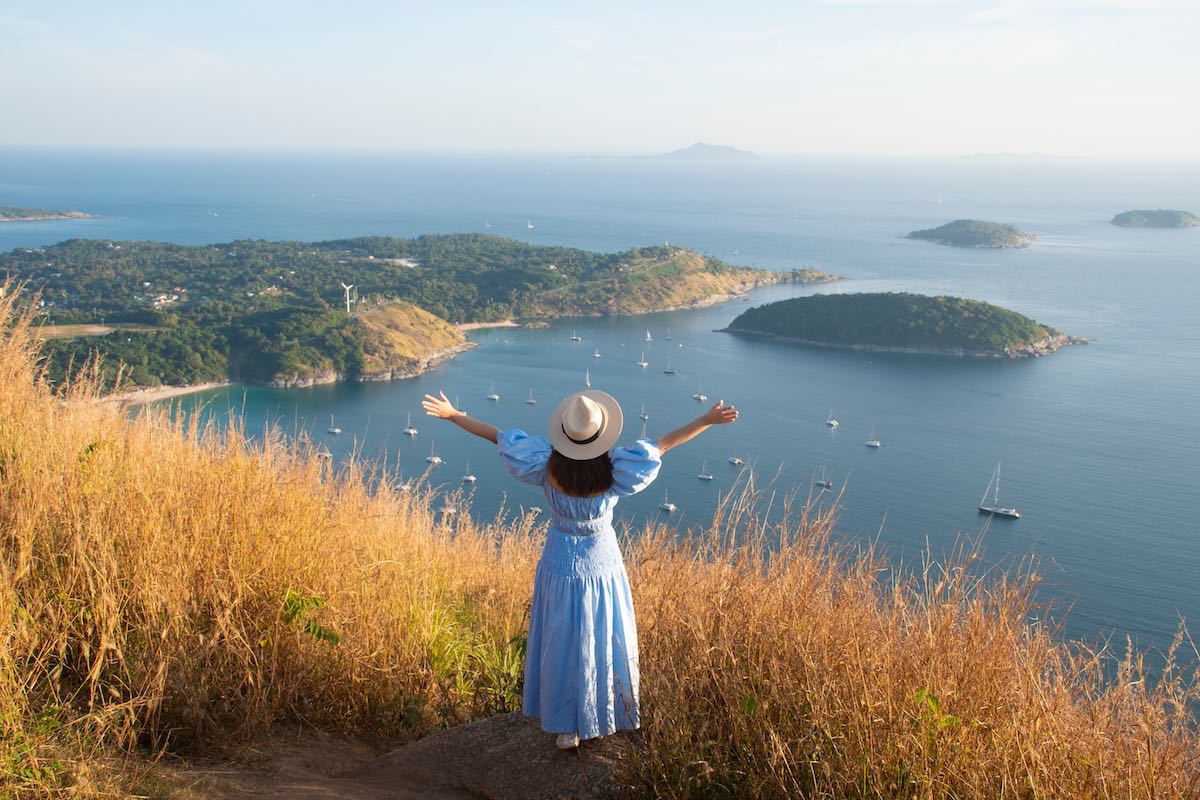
[422,391,500,444]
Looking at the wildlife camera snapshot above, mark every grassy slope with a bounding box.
[354,302,466,375]
[526,251,787,317]
[1,288,1197,798]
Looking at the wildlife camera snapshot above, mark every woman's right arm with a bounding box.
[655,400,738,454]
[422,391,500,444]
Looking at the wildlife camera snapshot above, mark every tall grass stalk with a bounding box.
[1,285,1197,798]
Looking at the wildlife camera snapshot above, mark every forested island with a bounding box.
[2,234,833,391]
[723,292,1084,357]
[0,205,92,223]
[1110,209,1199,228]
[906,219,1034,248]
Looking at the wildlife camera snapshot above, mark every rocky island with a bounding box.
[723,292,1084,358]
[906,219,1034,248]
[3,234,836,391]
[1,205,92,223]
[1111,209,1199,228]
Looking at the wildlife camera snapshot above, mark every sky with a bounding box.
[2,0,1198,158]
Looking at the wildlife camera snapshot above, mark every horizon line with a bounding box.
[1,144,1199,164]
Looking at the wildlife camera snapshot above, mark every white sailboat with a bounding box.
[825,407,839,428]
[658,491,677,513]
[526,388,537,405]
[697,458,714,481]
[461,461,477,483]
[570,330,582,342]
[527,220,534,229]
[425,442,442,465]
[644,329,652,343]
[693,385,707,401]
[327,414,342,435]
[663,357,676,374]
[584,368,591,388]
[665,327,672,341]
[865,426,881,448]
[594,348,602,359]
[640,403,649,421]
[978,460,1020,519]
[486,382,500,401]
[403,412,418,437]
[728,455,745,466]
[637,352,649,367]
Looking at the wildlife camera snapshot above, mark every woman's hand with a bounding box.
[703,400,739,426]
[422,390,461,419]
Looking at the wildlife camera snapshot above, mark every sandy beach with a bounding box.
[103,381,232,406]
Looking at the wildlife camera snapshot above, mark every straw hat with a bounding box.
[548,390,624,460]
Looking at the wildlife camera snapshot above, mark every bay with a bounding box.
[1,149,1197,651]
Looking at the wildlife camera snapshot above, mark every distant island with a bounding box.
[1111,209,1199,228]
[656,143,759,161]
[723,292,1085,358]
[906,219,1034,248]
[0,205,92,223]
[3,234,836,391]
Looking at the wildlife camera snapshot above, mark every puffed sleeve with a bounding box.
[496,429,552,485]
[609,438,663,496]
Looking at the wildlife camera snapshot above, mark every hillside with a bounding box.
[724,292,1082,357]
[0,282,1194,799]
[906,219,1034,248]
[1111,209,1200,228]
[354,302,468,380]
[522,250,831,317]
[4,234,825,391]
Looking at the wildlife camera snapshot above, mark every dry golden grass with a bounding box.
[1,283,1197,798]
[354,300,465,374]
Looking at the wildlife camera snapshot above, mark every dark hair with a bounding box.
[547,449,614,497]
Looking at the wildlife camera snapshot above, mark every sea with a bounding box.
[1,148,1197,654]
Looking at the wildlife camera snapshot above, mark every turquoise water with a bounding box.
[2,149,1197,650]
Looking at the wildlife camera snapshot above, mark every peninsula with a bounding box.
[0,205,92,223]
[3,234,836,391]
[1111,209,1200,228]
[906,219,1034,248]
[723,292,1084,358]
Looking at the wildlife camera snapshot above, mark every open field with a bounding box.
[34,322,164,340]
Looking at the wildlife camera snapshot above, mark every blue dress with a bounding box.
[497,429,662,740]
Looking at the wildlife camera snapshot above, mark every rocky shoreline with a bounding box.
[721,328,1088,358]
[268,340,478,389]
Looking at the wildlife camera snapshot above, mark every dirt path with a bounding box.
[169,713,626,800]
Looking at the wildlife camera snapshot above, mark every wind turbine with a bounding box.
[341,282,354,314]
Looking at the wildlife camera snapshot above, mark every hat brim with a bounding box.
[547,390,624,460]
